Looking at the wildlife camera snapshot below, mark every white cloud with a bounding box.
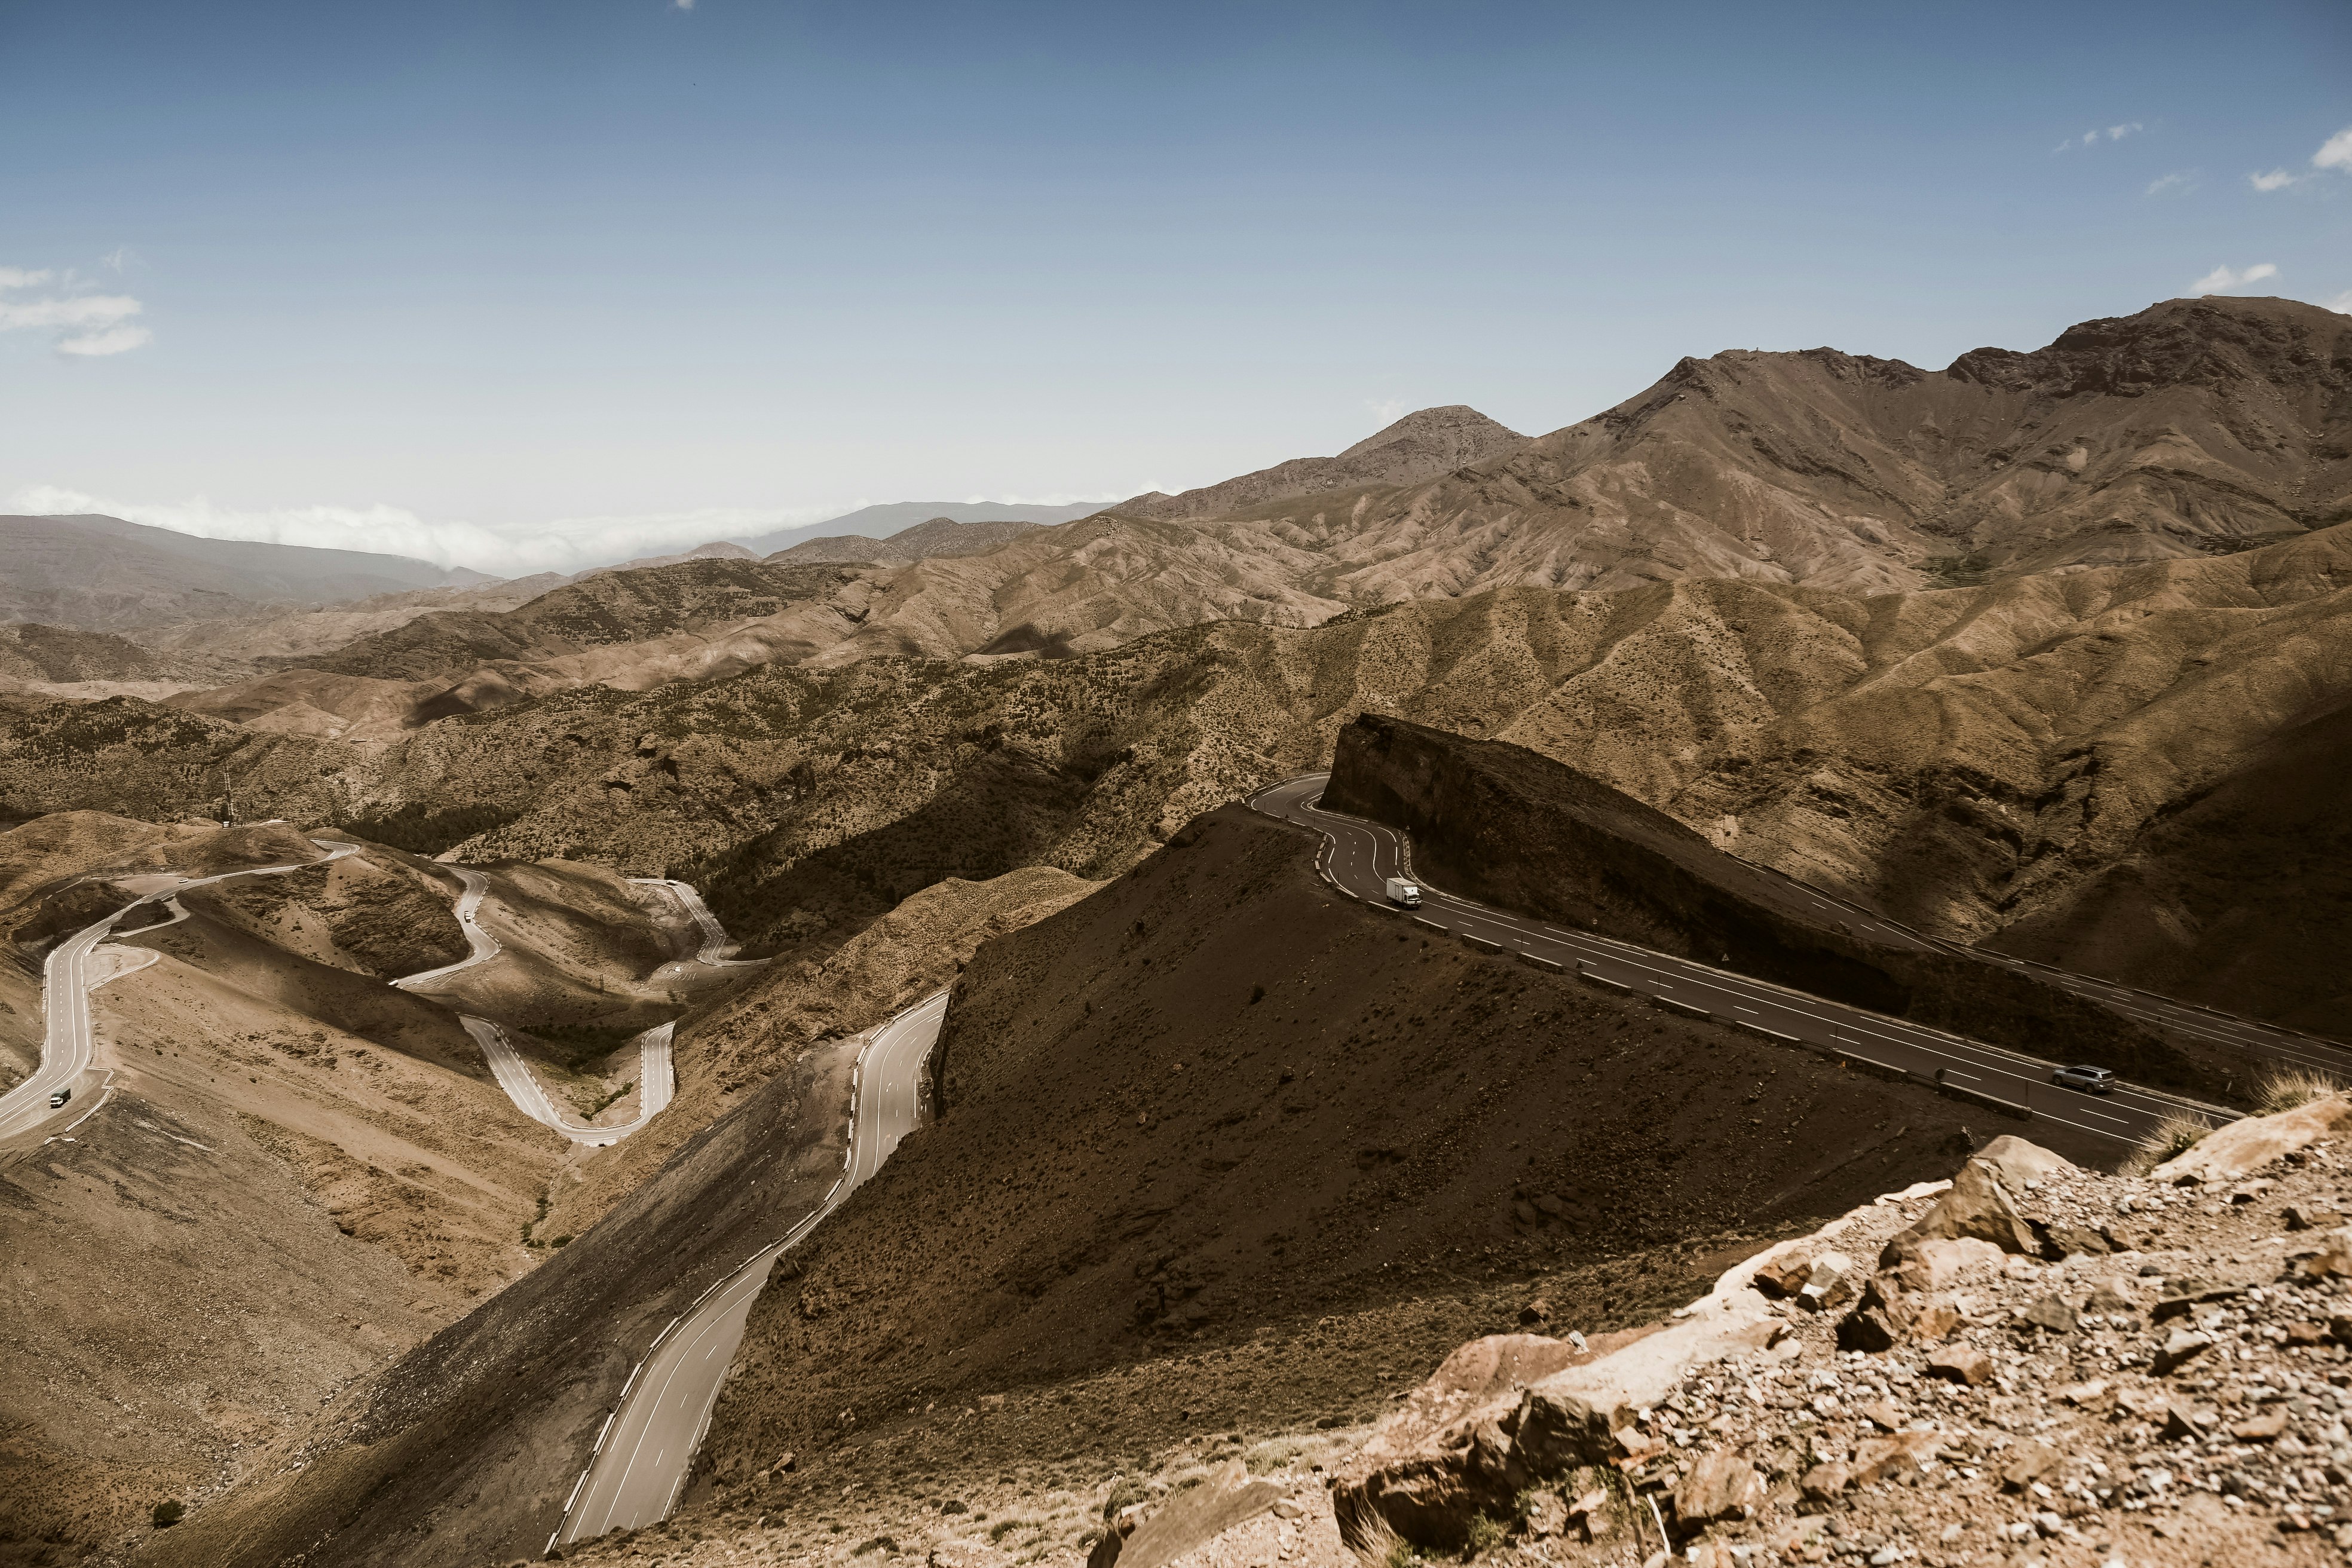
[0,265,148,356]
[2145,171,2195,197]
[2250,169,2301,192]
[2327,292,2352,317]
[2106,122,2144,142]
[2316,127,2352,174]
[1364,398,1408,424]
[57,324,154,357]
[672,0,694,8]
[2,485,902,575]
[2190,262,2280,295]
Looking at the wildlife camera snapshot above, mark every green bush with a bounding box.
[152,1500,184,1528]
[1462,1514,1506,1559]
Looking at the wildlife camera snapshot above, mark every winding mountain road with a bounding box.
[460,1017,676,1149]
[555,989,950,1548]
[389,865,497,991]
[0,843,360,1141]
[629,877,769,969]
[1251,774,2352,1150]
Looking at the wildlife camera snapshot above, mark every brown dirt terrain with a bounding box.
[667,808,2104,1548]
[182,851,467,979]
[11,510,2352,1042]
[543,863,1097,1245]
[134,1034,868,1568]
[0,886,574,1563]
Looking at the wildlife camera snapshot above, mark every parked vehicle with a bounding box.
[2051,1064,2115,1095]
[48,1086,71,1108]
[1384,876,1422,908]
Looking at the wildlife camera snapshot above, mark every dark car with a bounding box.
[48,1086,71,1108]
[2052,1064,2115,1095]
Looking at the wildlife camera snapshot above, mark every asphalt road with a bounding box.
[629,877,770,970]
[1248,775,2352,1151]
[0,843,360,1142]
[555,989,950,1547]
[460,1016,676,1149]
[390,865,497,991]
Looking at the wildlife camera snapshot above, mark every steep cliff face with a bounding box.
[1320,713,2220,1099]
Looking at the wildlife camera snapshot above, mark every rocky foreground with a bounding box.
[552,1094,2352,1568]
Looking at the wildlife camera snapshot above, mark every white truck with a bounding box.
[1383,876,1422,908]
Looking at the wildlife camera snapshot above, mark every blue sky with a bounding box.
[2,0,2347,572]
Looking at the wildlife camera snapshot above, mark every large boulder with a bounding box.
[1332,1263,1787,1548]
[2154,1095,2352,1187]
[1088,1460,1287,1568]
[1973,1135,2075,1190]
[1878,1155,2038,1265]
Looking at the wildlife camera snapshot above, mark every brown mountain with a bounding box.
[1228,296,2352,599]
[0,513,480,632]
[768,515,1045,564]
[1108,403,1529,522]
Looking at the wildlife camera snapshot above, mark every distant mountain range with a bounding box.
[728,501,1100,556]
[0,513,483,632]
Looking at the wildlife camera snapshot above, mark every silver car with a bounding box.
[2051,1064,2115,1095]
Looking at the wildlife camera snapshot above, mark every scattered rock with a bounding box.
[1672,1449,1762,1532]
[1799,1463,1850,1502]
[1849,1431,1941,1485]
[2155,1329,2215,1375]
[2000,1440,2063,1490]
[2021,1293,2078,1333]
[1521,1490,1567,1537]
[1880,1156,2039,1265]
[1794,1252,1856,1314]
[2233,1410,2290,1442]
[1925,1346,1992,1386]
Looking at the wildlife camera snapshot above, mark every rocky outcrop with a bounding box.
[1348,1106,2352,1564]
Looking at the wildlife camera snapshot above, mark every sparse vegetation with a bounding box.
[1462,1512,1506,1558]
[2255,1067,2343,1117]
[1100,1477,1147,1520]
[151,1500,183,1528]
[2131,1113,2216,1173]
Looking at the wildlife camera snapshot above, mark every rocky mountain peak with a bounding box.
[1336,404,1527,466]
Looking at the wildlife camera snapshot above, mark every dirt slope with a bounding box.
[682,808,2100,1539]
[135,1033,867,1568]
[543,863,1097,1245]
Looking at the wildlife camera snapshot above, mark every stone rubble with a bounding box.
[1339,1114,2352,1567]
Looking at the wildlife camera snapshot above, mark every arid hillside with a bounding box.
[12,516,2352,1036]
[670,807,2096,1555]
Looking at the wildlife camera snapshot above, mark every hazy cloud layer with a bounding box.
[0,267,149,356]
[7,485,1125,575]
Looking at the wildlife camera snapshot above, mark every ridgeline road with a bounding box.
[1250,775,2352,1149]
[0,842,361,1142]
[389,865,497,991]
[556,990,950,1548]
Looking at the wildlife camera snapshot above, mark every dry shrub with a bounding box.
[2256,1068,2345,1117]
